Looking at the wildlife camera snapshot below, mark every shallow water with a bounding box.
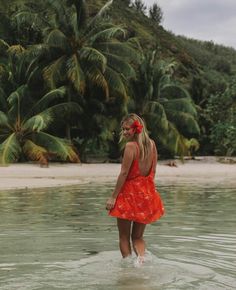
[0,179,236,290]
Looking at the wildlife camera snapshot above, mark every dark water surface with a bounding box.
[0,179,235,289]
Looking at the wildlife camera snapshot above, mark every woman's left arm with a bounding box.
[106,142,135,210]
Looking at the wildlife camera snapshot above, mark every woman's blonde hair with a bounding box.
[120,113,152,160]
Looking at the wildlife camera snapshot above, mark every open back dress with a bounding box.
[109,142,164,224]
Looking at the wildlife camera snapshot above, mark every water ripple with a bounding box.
[0,182,236,289]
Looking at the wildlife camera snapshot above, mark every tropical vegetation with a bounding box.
[0,0,236,164]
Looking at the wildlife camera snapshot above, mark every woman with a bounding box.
[106,113,164,264]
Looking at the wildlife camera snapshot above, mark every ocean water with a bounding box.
[0,179,235,289]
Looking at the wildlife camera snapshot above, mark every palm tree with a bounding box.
[15,0,139,101]
[0,43,80,165]
[0,84,80,165]
[12,0,140,144]
[131,50,200,156]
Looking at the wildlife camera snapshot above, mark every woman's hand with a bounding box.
[106,196,116,210]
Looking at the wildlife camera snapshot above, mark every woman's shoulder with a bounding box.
[125,141,137,149]
[124,142,138,155]
[123,142,137,158]
[150,139,156,146]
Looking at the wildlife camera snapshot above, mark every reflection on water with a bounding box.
[0,180,236,289]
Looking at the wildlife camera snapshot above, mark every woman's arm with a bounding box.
[106,142,135,210]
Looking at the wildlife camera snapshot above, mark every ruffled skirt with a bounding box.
[109,176,164,224]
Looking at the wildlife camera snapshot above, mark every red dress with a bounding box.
[109,143,164,224]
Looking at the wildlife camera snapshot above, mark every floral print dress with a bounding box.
[109,143,164,224]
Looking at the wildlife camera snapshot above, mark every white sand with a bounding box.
[0,157,236,191]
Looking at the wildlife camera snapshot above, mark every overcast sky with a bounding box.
[143,0,236,49]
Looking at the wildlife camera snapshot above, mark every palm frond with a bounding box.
[27,44,51,60]
[7,45,25,56]
[0,88,8,111]
[90,27,126,43]
[47,0,67,21]
[24,101,81,132]
[95,0,113,17]
[162,98,198,117]
[64,144,80,162]
[157,59,178,76]
[85,66,109,98]
[174,131,198,157]
[186,138,200,152]
[85,21,112,37]
[87,0,113,29]
[165,123,200,157]
[22,112,53,132]
[67,0,87,31]
[43,56,67,89]
[12,11,46,32]
[80,47,107,73]
[0,133,11,143]
[33,131,80,162]
[42,102,82,120]
[68,5,80,39]
[24,56,40,81]
[67,54,86,93]
[0,111,12,129]
[143,101,168,131]
[45,29,70,51]
[7,85,28,122]
[161,83,192,99]
[25,86,67,119]
[104,52,136,78]
[0,133,21,164]
[156,74,171,97]
[95,41,139,63]
[23,139,48,163]
[104,67,128,100]
[0,39,10,53]
[127,37,143,56]
[166,111,200,135]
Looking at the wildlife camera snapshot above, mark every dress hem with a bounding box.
[109,212,164,225]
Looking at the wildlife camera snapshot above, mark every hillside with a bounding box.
[87,0,236,77]
[1,0,235,86]
[0,0,236,160]
[88,0,201,76]
[87,0,236,156]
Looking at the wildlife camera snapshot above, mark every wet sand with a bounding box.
[0,157,236,191]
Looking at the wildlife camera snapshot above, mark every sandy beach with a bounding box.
[0,157,236,191]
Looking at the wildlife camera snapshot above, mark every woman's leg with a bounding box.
[131,222,146,257]
[117,218,132,258]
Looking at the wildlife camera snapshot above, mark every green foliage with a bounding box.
[149,3,163,25]
[0,45,80,164]
[214,57,231,74]
[206,81,236,156]
[177,36,236,74]
[27,0,139,102]
[210,122,236,156]
[1,0,236,160]
[132,0,147,14]
[118,0,131,5]
[130,50,200,157]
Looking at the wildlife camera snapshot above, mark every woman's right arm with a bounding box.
[106,142,135,210]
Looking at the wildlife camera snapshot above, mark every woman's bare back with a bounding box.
[136,140,157,176]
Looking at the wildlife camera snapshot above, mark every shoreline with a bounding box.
[0,158,236,191]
